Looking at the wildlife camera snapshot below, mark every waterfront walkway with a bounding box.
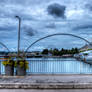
[0,74,92,87]
[1,75,92,92]
[1,74,92,83]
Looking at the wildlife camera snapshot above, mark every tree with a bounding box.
[75,48,79,53]
[52,48,59,56]
[42,49,48,55]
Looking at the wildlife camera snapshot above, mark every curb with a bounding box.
[0,83,92,89]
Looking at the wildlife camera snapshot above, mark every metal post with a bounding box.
[15,16,21,57]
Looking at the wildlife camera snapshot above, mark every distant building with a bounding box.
[29,51,41,56]
[79,44,92,51]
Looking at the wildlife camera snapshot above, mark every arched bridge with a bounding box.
[25,33,92,52]
[0,42,10,52]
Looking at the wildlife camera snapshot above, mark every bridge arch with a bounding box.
[0,42,10,52]
[25,33,92,52]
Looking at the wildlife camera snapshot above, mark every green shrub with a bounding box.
[2,57,14,66]
[15,60,29,69]
[15,57,29,69]
[2,57,29,70]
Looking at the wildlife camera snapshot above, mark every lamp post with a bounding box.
[15,16,21,57]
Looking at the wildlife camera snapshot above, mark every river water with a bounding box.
[26,58,92,74]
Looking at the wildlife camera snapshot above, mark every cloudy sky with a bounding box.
[0,0,92,51]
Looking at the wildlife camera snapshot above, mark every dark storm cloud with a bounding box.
[23,26,37,36]
[47,3,66,18]
[85,3,92,11]
[73,24,92,30]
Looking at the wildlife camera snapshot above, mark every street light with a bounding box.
[15,16,21,57]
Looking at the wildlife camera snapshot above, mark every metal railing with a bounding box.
[0,57,92,75]
[26,59,92,74]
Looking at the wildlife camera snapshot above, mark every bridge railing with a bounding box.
[0,56,92,75]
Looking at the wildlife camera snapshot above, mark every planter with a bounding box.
[5,65,14,76]
[15,59,29,76]
[16,65,26,76]
[2,59,14,76]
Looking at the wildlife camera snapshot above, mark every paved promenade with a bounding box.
[0,74,92,84]
[0,74,92,92]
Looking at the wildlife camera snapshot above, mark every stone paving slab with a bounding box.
[0,75,92,89]
[1,74,92,83]
[1,89,92,92]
